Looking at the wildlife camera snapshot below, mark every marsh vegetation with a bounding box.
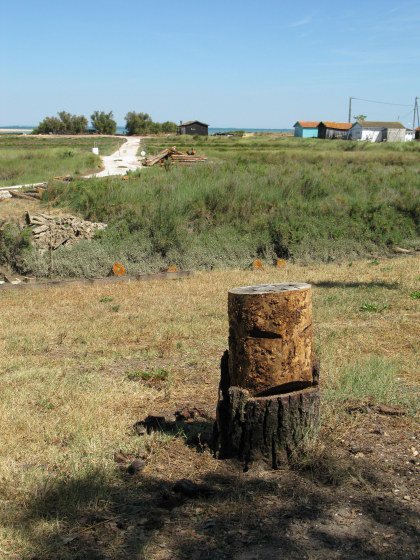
[21,134,419,278]
[0,136,124,187]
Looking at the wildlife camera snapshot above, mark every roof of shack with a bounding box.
[293,121,320,128]
[353,120,405,129]
[319,122,352,130]
[179,120,209,127]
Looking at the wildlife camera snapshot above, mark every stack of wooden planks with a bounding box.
[26,212,107,252]
[143,146,207,167]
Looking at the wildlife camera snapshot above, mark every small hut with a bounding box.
[349,121,406,142]
[293,121,320,138]
[318,121,352,139]
[177,120,209,136]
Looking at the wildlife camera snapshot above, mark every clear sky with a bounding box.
[1,0,419,128]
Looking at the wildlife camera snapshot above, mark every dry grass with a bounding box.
[0,198,41,223]
[0,256,419,558]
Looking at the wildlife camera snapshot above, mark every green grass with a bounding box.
[359,302,390,313]
[0,136,124,186]
[4,135,420,277]
[324,356,418,414]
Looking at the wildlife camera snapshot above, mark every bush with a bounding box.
[125,112,177,135]
[0,224,32,271]
[90,111,117,135]
[33,112,88,135]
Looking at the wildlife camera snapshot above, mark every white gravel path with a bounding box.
[86,136,142,178]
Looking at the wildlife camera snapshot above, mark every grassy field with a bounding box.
[0,257,418,559]
[0,136,124,187]
[12,134,414,278]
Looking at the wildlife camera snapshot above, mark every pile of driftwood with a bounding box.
[0,183,47,201]
[26,212,107,252]
[143,147,207,167]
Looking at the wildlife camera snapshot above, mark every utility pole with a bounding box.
[413,97,419,132]
[348,97,353,123]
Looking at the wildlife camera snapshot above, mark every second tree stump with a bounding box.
[213,283,320,469]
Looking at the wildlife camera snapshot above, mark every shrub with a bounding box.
[90,111,117,135]
[125,112,177,135]
[33,111,88,134]
[0,225,32,271]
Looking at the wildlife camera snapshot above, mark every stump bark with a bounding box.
[213,283,320,469]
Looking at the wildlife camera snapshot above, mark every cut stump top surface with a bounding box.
[229,283,311,295]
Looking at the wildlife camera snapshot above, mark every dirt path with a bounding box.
[86,136,142,178]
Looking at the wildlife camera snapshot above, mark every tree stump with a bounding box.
[213,283,320,469]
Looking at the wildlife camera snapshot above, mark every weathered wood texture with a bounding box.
[228,283,313,396]
[214,374,320,468]
[213,283,320,469]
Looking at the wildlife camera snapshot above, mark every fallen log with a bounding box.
[10,190,36,200]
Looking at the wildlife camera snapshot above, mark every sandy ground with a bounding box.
[86,136,142,178]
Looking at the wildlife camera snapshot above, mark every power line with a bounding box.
[398,108,414,120]
[352,97,412,108]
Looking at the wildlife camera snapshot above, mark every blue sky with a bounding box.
[1,0,419,128]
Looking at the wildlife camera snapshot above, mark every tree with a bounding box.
[33,112,88,134]
[91,110,117,135]
[125,112,153,135]
[161,121,177,133]
[124,112,178,135]
[354,114,367,122]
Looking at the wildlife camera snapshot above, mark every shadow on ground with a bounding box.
[312,281,399,290]
[9,417,420,560]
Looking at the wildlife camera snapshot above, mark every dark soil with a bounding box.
[27,410,419,560]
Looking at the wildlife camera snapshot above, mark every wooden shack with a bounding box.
[415,127,420,140]
[177,120,209,136]
[349,121,406,142]
[293,121,320,138]
[318,121,352,139]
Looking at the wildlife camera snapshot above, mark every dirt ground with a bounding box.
[0,257,418,559]
[33,410,418,560]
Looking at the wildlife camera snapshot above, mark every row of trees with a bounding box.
[33,111,177,135]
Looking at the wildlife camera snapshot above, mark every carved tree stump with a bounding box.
[213,283,320,469]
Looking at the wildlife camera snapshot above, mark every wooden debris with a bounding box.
[393,246,413,254]
[275,258,287,268]
[53,175,73,182]
[112,262,126,276]
[4,185,46,201]
[143,146,207,167]
[25,212,107,252]
[10,190,36,200]
[166,265,179,273]
[252,259,264,270]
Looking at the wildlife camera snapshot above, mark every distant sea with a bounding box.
[0,125,293,135]
[209,127,292,135]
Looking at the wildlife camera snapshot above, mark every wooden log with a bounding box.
[228,283,313,396]
[213,283,320,469]
[10,190,36,200]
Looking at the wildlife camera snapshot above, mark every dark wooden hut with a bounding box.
[416,127,420,140]
[177,120,209,136]
[318,121,352,139]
